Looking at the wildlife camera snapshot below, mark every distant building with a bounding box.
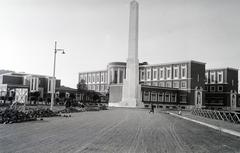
[79,70,108,93]
[0,71,61,104]
[205,68,239,110]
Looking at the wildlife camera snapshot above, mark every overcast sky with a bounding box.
[0,0,240,88]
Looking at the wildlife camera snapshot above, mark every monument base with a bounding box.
[109,98,141,108]
[119,98,137,107]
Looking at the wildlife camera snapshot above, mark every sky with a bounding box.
[0,0,240,88]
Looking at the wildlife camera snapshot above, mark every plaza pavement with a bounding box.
[0,108,240,153]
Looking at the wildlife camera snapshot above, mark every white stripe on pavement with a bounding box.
[168,112,240,138]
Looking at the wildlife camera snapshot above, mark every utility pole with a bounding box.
[50,41,65,111]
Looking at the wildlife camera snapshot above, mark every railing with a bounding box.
[192,109,240,124]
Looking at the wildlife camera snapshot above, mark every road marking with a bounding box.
[168,112,240,138]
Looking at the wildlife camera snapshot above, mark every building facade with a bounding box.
[0,71,61,104]
[78,70,108,93]
[205,68,239,110]
[78,60,207,109]
[139,61,205,109]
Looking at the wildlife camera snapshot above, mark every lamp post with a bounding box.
[50,41,65,111]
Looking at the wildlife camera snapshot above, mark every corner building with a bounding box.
[205,68,239,110]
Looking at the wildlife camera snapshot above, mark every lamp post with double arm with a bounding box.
[50,41,66,111]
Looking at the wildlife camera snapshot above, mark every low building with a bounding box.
[0,71,61,104]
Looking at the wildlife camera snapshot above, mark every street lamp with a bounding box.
[50,41,66,111]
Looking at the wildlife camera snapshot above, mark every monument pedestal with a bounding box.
[120,81,142,107]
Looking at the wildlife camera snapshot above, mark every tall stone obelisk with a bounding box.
[120,0,141,107]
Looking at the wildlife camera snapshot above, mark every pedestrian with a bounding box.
[149,104,154,114]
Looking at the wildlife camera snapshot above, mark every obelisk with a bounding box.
[121,0,141,107]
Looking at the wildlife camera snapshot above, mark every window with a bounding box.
[165,93,170,102]
[166,67,171,79]
[166,82,172,88]
[88,76,91,83]
[217,71,223,83]
[147,69,151,80]
[31,77,39,92]
[180,94,187,103]
[104,73,108,83]
[159,82,165,87]
[140,70,145,81]
[113,70,118,83]
[181,65,187,78]
[96,74,100,83]
[174,66,179,79]
[159,68,164,80]
[173,81,179,88]
[35,78,38,90]
[210,72,215,84]
[31,78,34,91]
[171,93,177,102]
[96,85,99,91]
[101,74,104,83]
[143,91,150,101]
[152,82,158,86]
[153,69,157,80]
[151,92,157,102]
[182,69,186,78]
[92,75,95,83]
[158,92,164,102]
[119,70,123,83]
[218,86,223,92]
[167,70,170,78]
[181,81,187,88]
[210,86,215,92]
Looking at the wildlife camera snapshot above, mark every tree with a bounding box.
[77,79,88,92]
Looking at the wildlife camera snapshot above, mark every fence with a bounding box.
[192,109,240,124]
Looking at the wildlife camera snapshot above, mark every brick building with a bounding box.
[78,60,206,109]
[205,68,239,110]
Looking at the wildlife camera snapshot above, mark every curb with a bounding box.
[168,112,240,138]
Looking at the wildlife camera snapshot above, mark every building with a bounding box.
[205,68,239,110]
[0,71,61,104]
[140,60,205,109]
[78,60,206,109]
[78,70,108,93]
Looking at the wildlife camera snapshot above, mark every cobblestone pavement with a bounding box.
[1,108,240,153]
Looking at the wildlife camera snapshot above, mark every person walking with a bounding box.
[149,104,154,114]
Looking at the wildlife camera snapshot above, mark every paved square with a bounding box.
[1,108,240,153]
